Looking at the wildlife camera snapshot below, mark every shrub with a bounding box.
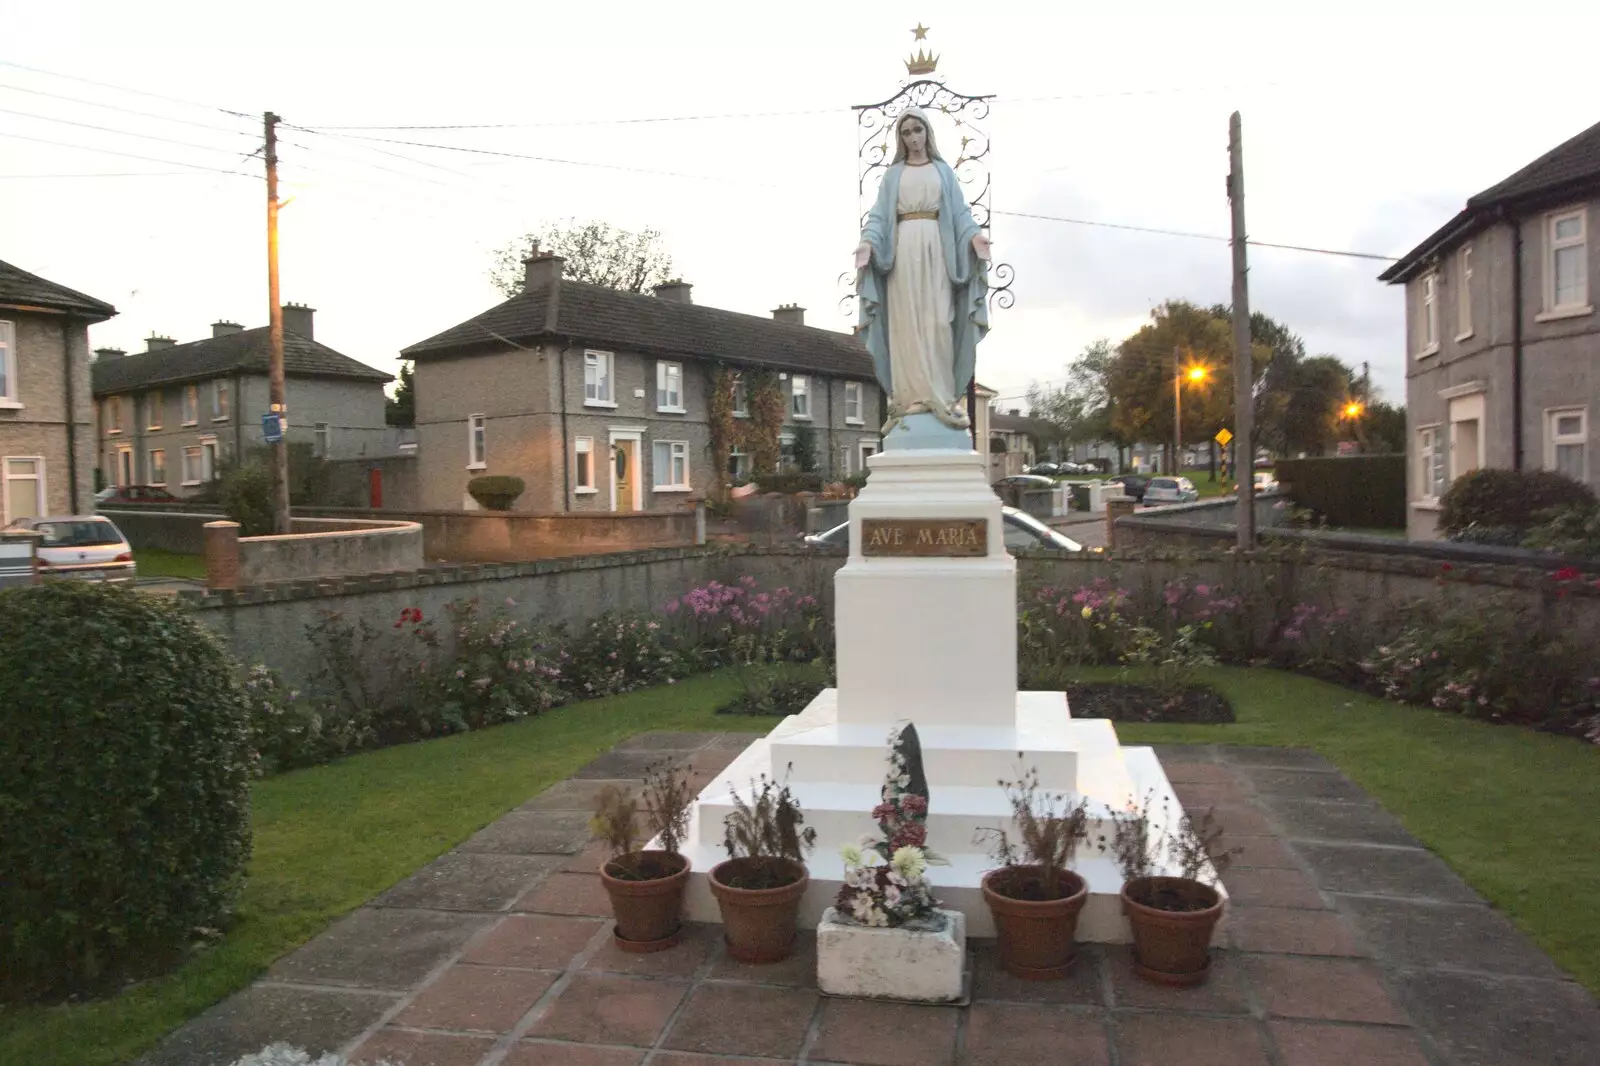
[563,611,682,698]
[243,663,345,774]
[411,598,565,734]
[1522,503,1600,559]
[1275,455,1406,529]
[1438,468,1596,539]
[753,471,823,495]
[662,575,829,669]
[220,460,278,536]
[467,474,526,511]
[0,583,253,999]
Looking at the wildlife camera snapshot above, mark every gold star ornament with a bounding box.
[912,23,930,40]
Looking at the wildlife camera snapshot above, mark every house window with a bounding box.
[652,439,690,491]
[779,432,797,472]
[201,438,219,482]
[1417,427,1446,501]
[727,446,749,481]
[791,375,812,418]
[1456,245,1473,337]
[467,413,486,469]
[859,441,878,470]
[107,396,123,434]
[845,381,863,424]
[732,376,749,417]
[182,385,199,425]
[1547,408,1587,482]
[584,350,615,406]
[313,422,330,458]
[181,445,203,486]
[3,457,44,522]
[1420,274,1439,353]
[574,436,596,492]
[1547,208,1588,312]
[656,361,684,412]
[148,448,167,486]
[0,320,14,404]
[146,389,163,430]
[212,379,230,421]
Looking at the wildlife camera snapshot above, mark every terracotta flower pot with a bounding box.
[1121,876,1224,987]
[981,866,1089,980]
[600,850,691,953]
[708,857,809,964]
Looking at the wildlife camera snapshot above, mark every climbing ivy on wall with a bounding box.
[747,369,785,476]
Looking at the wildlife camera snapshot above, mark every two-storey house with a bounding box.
[402,251,884,512]
[1380,118,1600,540]
[91,304,393,497]
[0,259,116,522]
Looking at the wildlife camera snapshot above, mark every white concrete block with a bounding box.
[817,907,967,1003]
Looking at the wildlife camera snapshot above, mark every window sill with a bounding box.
[107,429,122,435]
[656,406,687,415]
[652,486,691,493]
[1414,344,1440,359]
[733,411,750,419]
[0,399,23,410]
[212,416,230,422]
[1411,499,1442,511]
[584,399,619,409]
[466,462,487,471]
[1454,330,1474,342]
[845,417,865,426]
[1535,304,1593,322]
[182,420,199,427]
[792,413,813,421]
[574,487,599,495]
[181,480,201,488]
[146,426,161,432]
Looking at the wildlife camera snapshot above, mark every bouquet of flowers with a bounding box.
[835,722,946,928]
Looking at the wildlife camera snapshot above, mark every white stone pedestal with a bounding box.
[817,907,967,1003]
[673,446,1225,943]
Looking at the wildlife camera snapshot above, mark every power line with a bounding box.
[0,131,257,176]
[0,106,256,157]
[993,210,1398,262]
[0,82,258,137]
[0,59,252,119]
[0,170,217,179]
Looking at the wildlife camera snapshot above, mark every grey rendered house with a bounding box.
[0,259,116,522]
[1380,118,1600,540]
[91,305,393,498]
[402,252,883,513]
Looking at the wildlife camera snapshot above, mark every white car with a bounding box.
[1142,477,1199,505]
[1253,472,1279,493]
[3,515,138,583]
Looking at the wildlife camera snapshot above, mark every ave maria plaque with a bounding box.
[861,518,987,557]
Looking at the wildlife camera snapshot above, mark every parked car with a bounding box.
[1026,462,1059,476]
[1253,472,1279,493]
[993,474,1056,493]
[3,515,137,583]
[1142,477,1199,505]
[96,484,180,506]
[803,506,1083,553]
[1104,474,1151,502]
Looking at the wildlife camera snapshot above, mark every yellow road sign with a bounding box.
[1214,428,1233,447]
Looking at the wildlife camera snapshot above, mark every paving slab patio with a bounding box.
[135,734,1600,1066]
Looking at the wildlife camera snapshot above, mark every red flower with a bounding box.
[1552,567,1580,582]
[1439,563,1453,573]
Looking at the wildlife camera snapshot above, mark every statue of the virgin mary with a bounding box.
[854,106,991,443]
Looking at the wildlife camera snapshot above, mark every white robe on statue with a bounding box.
[885,162,957,420]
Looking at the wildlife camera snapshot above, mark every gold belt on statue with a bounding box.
[898,210,939,221]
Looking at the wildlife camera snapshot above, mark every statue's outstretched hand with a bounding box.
[854,242,871,271]
[972,234,992,262]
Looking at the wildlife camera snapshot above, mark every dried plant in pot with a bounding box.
[974,765,1092,980]
[708,766,817,963]
[1104,792,1237,987]
[590,761,694,953]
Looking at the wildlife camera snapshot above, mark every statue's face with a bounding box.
[900,117,927,157]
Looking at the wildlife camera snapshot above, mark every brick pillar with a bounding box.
[1105,496,1136,552]
[203,520,242,590]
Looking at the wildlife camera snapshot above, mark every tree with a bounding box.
[1258,354,1355,458]
[1026,339,1126,462]
[490,219,675,297]
[386,361,414,427]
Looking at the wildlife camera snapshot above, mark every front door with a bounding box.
[613,440,637,513]
[116,446,134,487]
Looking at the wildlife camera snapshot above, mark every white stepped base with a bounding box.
[674,692,1227,943]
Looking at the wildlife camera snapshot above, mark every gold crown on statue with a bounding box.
[905,23,938,75]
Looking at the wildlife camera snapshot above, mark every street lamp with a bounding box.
[1341,401,1365,419]
[1173,350,1210,474]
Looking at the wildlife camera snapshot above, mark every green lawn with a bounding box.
[3,665,1596,1065]
[134,549,206,581]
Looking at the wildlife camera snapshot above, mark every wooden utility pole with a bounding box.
[1171,345,1182,476]
[265,111,291,534]
[1228,111,1255,550]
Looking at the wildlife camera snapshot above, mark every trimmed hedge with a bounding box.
[0,583,254,999]
[1275,455,1406,529]
[753,472,824,495]
[467,475,526,511]
[1439,468,1596,539]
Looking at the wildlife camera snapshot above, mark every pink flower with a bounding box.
[1194,584,1211,597]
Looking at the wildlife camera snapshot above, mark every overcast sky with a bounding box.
[5,1,1598,412]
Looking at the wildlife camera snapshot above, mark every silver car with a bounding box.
[803,506,1083,553]
[4,515,138,583]
[1142,477,1199,505]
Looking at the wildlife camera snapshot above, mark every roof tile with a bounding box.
[0,258,116,319]
[91,326,391,396]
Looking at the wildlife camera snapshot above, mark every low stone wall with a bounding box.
[238,518,423,586]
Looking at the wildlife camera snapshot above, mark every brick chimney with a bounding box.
[145,335,175,353]
[94,347,126,361]
[521,244,565,291]
[212,320,243,338]
[283,303,315,340]
[771,303,806,326]
[1008,408,1021,417]
[652,279,693,304]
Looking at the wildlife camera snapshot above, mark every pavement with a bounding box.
[136,734,1600,1066]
